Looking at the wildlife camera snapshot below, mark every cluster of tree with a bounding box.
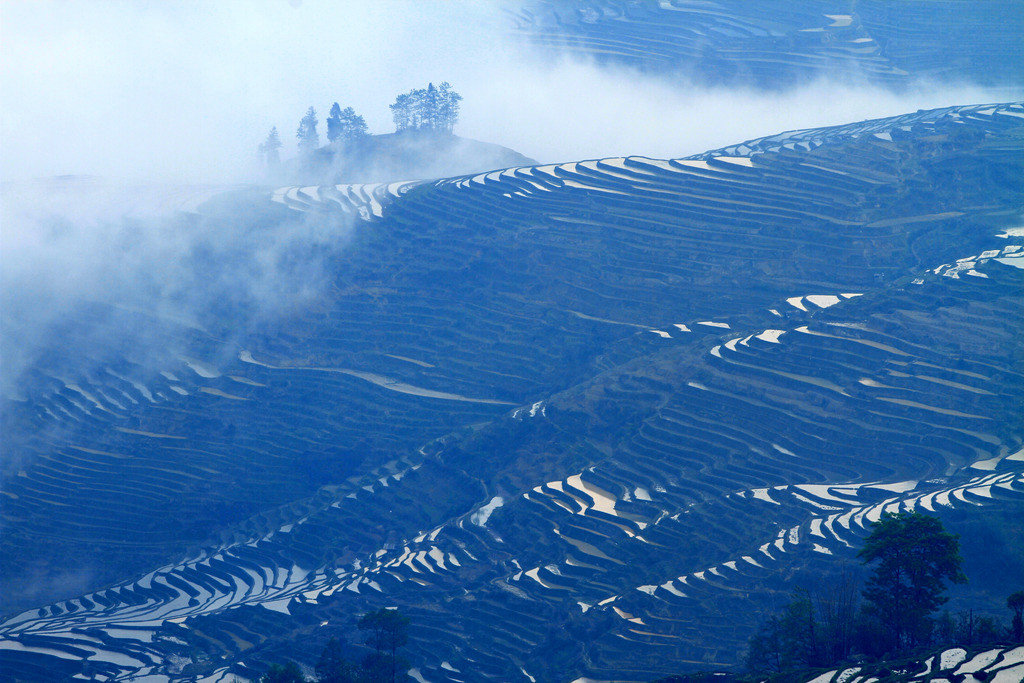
[746,512,1023,676]
[326,103,368,145]
[258,101,370,167]
[294,104,370,155]
[258,81,462,168]
[259,608,410,683]
[389,82,462,133]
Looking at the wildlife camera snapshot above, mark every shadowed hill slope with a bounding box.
[1,102,1023,682]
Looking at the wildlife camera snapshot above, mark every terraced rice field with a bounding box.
[511,0,1023,87]
[1,102,1023,681]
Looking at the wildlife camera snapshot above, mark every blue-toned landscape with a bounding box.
[2,3,1023,682]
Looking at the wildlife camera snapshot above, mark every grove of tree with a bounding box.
[327,103,368,144]
[389,82,461,133]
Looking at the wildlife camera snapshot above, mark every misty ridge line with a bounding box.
[6,0,1020,184]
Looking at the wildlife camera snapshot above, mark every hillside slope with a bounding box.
[511,0,1024,87]
[1,103,1023,682]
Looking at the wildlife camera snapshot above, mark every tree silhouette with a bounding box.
[260,661,306,683]
[315,637,357,683]
[389,83,461,133]
[858,511,966,651]
[1009,591,1024,642]
[326,103,368,144]
[358,608,409,683]
[259,126,282,167]
[297,106,320,155]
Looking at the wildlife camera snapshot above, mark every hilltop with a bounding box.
[283,131,538,185]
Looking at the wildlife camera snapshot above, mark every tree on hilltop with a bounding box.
[297,106,320,156]
[858,511,966,651]
[389,82,461,133]
[326,103,368,144]
[259,126,283,167]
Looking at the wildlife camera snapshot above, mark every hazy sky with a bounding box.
[2,0,1021,183]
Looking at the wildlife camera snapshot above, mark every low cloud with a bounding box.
[2,1,1019,398]
[4,1,1019,183]
[0,180,352,398]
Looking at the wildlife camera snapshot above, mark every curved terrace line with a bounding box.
[239,350,514,405]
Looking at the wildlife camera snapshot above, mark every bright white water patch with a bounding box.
[675,159,714,171]
[996,257,1024,269]
[106,369,155,402]
[237,351,513,405]
[199,387,247,401]
[115,427,184,439]
[805,294,841,308]
[995,227,1024,238]
[229,375,266,387]
[940,648,967,670]
[835,668,860,683]
[805,671,836,683]
[824,14,853,26]
[715,156,754,167]
[996,647,1024,668]
[470,497,504,527]
[673,323,690,332]
[992,664,1024,683]
[870,480,918,494]
[786,296,808,311]
[755,329,785,343]
[566,474,618,517]
[697,321,731,328]
[181,358,220,378]
[751,489,779,505]
[649,329,672,338]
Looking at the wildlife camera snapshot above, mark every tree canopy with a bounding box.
[358,608,410,683]
[259,126,282,167]
[327,103,368,144]
[297,106,320,155]
[858,511,966,650]
[389,82,461,133]
[260,661,306,683]
[1009,590,1024,642]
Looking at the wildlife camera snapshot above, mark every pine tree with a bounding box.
[327,103,368,144]
[326,103,343,143]
[259,126,282,167]
[390,83,461,133]
[296,106,320,155]
[437,82,462,133]
[858,511,966,651]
